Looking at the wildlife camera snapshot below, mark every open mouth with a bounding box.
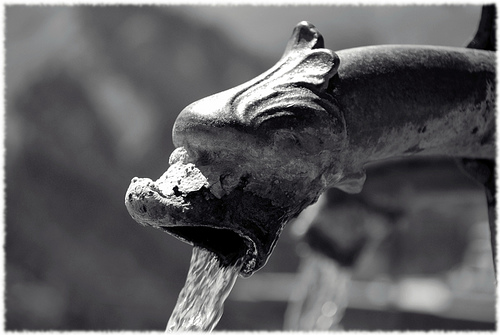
[125,168,279,278]
[162,225,257,276]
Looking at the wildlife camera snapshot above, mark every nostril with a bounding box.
[172,186,182,197]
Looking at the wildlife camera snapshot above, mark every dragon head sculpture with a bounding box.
[125,22,359,276]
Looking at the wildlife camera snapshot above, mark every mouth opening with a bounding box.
[163,226,253,269]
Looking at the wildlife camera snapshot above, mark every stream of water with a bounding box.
[166,246,243,332]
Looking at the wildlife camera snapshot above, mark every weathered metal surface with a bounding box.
[125,21,495,276]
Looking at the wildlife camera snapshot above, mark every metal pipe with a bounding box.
[125,21,495,277]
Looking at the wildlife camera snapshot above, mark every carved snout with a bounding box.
[124,159,282,277]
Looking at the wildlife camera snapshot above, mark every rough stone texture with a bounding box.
[126,21,495,277]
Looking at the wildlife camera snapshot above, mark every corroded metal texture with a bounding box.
[126,21,495,276]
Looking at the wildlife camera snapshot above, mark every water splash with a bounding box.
[166,246,243,332]
[284,250,351,330]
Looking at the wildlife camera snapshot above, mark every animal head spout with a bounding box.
[127,22,352,276]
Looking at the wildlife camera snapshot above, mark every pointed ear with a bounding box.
[232,21,340,127]
[277,21,339,91]
[335,170,366,194]
[282,21,325,57]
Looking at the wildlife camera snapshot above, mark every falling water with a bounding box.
[284,250,352,330]
[166,246,243,332]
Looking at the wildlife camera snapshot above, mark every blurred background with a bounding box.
[5,4,495,331]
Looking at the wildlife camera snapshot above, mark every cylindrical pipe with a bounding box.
[334,45,494,164]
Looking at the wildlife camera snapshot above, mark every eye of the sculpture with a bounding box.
[256,105,317,130]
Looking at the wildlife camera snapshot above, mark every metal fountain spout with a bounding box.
[125,21,495,277]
